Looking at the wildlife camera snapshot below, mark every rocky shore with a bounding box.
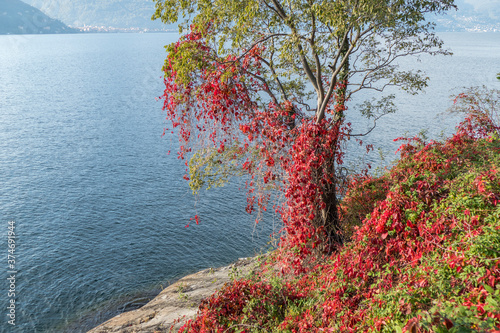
[86,257,261,333]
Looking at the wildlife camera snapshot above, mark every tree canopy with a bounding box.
[153,0,456,267]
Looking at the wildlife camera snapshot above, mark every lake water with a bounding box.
[0,32,499,333]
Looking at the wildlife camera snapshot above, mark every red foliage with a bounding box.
[161,26,500,332]
[161,26,352,269]
[176,109,500,332]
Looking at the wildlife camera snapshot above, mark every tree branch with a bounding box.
[316,27,358,123]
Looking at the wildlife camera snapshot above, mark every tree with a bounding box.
[153,0,456,264]
[449,86,500,134]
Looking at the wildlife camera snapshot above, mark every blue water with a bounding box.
[0,32,499,333]
[0,33,276,333]
[346,32,500,169]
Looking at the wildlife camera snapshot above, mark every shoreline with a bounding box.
[86,256,262,333]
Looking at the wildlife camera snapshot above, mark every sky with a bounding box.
[464,0,500,10]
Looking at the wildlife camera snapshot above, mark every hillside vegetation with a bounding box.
[178,102,500,332]
[0,0,75,34]
[23,0,175,29]
[20,0,500,31]
[434,0,500,32]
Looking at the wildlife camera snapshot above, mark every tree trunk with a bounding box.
[320,170,344,251]
[314,36,349,252]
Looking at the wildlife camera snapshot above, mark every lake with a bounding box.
[0,32,499,332]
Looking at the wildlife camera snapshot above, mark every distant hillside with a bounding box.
[0,0,76,34]
[22,0,500,32]
[433,0,500,32]
[22,0,176,30]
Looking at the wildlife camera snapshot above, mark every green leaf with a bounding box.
[484,284,495,294]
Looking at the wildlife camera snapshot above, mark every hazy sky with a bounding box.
[464,0,500,10]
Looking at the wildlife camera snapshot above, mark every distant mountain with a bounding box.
[22,0,176,30]
[432,0,500,32]
[19,0,500,32]
[0,0,76,34]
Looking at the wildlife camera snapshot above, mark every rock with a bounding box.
[86,257,261,333]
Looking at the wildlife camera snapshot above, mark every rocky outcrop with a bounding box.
[87,257,261,333]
